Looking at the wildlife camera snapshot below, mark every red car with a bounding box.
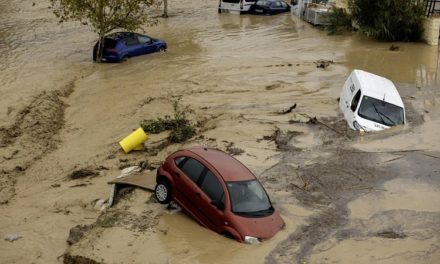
[155,147,285,244]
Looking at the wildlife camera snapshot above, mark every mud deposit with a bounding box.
[1,0,440,263]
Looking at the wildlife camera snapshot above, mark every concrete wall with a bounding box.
[423,17,440,46]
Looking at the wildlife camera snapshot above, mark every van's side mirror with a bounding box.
[211,200,225,210]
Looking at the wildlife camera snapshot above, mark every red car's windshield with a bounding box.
[227,180,273,217]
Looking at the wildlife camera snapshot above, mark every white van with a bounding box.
[218,0,256,14]
[339,70,406,131]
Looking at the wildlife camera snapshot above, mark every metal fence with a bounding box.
[425,0,440,16]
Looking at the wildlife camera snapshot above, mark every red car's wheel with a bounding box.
[155,180,171,204]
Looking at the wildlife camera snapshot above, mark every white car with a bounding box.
[339,70,406,131]
[218,0,256,14]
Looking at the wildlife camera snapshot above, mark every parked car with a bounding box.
[155,147,285,244]
[218,0,257,14]
[93,32,167,62]
[250,0,290,15]
[339,69,406,131]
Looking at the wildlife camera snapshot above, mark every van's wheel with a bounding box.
[155,180,171,204]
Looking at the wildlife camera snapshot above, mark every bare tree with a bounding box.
[50,0,160,62]
[162,0,168,17]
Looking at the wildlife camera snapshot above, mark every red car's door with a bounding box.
[193,169,226,232]
[175,157,211,228]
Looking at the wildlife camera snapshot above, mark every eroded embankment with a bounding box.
[263,115,440,263]
[0,81,76,204]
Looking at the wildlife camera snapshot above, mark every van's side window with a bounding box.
[351,90,361,112]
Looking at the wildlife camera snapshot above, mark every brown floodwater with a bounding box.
[1,0,440,263]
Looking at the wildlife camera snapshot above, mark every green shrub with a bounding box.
[140,96,196,143]
[349,0,425,41]
[326,7,353,35]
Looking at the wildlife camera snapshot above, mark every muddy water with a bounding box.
[1,0,440,263]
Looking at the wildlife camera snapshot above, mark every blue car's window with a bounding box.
[103,38,117,48]
[125,37,139,46]
[138,36,152,44]
[257,0,270,6]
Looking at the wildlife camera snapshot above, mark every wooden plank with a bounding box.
[108,170,156,191]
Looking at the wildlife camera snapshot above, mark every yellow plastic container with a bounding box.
[119,127,148,153]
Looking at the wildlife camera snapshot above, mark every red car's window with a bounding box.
[174,156,186,167]
[201,171,225,206]
[180,158,205,184]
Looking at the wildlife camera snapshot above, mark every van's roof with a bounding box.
[352,70,404,108]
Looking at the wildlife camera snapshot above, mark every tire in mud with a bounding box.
[155,180,171,204]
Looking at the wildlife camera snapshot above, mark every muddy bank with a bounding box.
[0,81,76,204]
[265,139,440,263]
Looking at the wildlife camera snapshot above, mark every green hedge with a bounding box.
[349,0,425,41]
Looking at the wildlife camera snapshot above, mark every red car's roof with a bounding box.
[184,147,255,182]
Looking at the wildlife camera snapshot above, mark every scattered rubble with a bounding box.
[277,104,297,115]
[68,169,99,180]
[63,253,101,264]
[67,225,93,245]
[225,142,245,156]
[376,229,407,239]
[314,59,334,69]
[4,233,21,242]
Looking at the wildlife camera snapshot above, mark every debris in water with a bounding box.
[119,166,142,178]
[69,169,98,180]
[165,201,182,214]
[69,183,89,188]
[265,84,281,90]
[4,233,21,242]
[278,104,297,114]
[67,225,93,245]
[306,116,318,124]
[225,142,245,156]
[314,59,334,69]
[389,44,400,51]
[376,229,407,239]
[94,199,108,210]
[63,253,101,264]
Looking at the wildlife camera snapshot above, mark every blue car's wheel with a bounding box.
[120,56,128,63]
[158,46,166,52]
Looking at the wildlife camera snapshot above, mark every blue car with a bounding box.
[93,32,167,62]
[250,0,290,15]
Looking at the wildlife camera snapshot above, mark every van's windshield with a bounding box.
[358,96,404,126]
[227,180,273,217]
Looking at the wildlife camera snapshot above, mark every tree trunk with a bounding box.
[97,34,105,63]
[163,0,168,18]
[96,0,105,63]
